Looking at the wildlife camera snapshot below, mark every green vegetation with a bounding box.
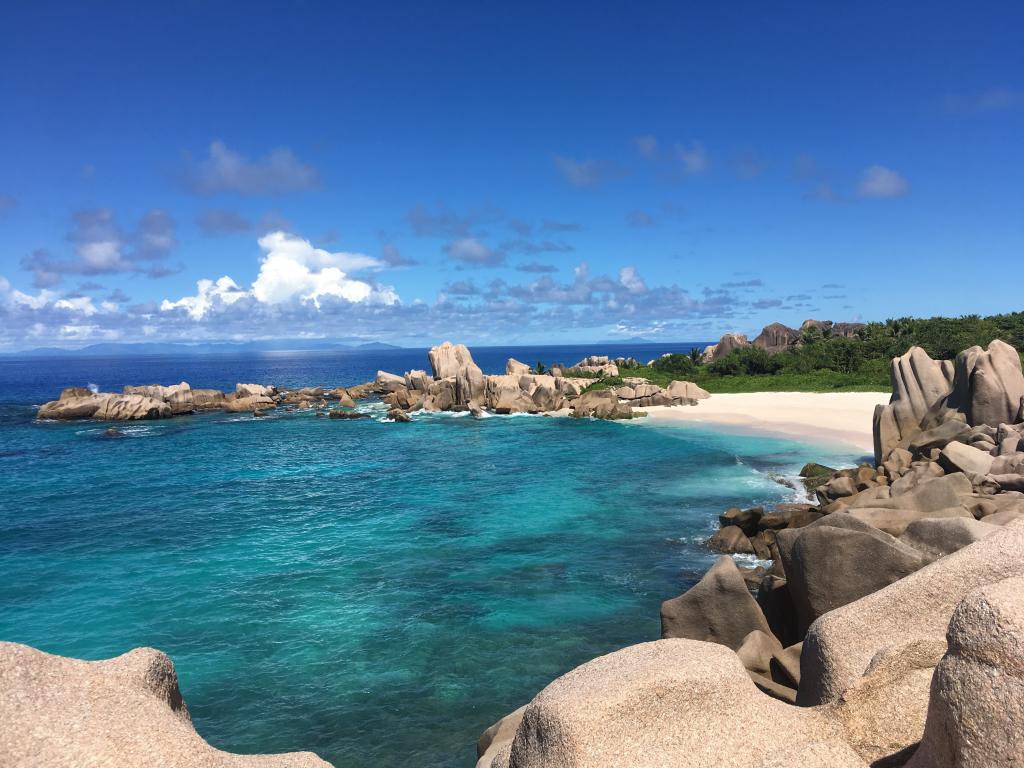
[577,312,1024,393]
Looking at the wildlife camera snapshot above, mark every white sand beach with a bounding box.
[643,392,891,453]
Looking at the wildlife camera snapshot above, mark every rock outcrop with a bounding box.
[907,576,1024,768]
[752,322,801,353]
[0,642,329,767]
[701,333,750,363]
[37,389,173,421]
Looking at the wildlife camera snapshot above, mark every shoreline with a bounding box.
[640,391,889,454]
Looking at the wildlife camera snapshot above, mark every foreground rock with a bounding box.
[907,575,1024,767]
[491,640,867,768]
[38,388,172,421]
[0,642,329,768]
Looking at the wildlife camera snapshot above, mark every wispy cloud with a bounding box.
[553,155,618,187]
[185,140,320,196]
[944,87,1024,113]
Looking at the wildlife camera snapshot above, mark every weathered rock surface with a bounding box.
[0,642,329,768]
[799,520,1024,707]
[477,706,527,768]
[497,640,867,768]
[124,381,195,414]
[899,517,1000,560]
[907,576,1024,768]
[223,395,276,413]
[778,515,927,638]
[661,556,774,651]
[236,383,276,398]
[505,358,531,376]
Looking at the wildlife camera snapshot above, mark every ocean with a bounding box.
[0,343,865,767]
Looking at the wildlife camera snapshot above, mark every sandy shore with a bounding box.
[642,392,890,454]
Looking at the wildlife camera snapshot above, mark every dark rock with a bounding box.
[706,526,754,555]
[718,506,763,536]
[329,409,367,420]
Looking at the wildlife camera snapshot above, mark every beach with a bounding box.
[643,391,890,453]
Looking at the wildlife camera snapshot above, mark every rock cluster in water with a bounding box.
[375,341,708,420]
[35,342,709,424]
[475,338,1024,768]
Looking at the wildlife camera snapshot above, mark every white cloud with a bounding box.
[161,276,247,320]
[160,232,398,319]
[856,165,909,198]
[619,266,647,294]
[54,296,98,316]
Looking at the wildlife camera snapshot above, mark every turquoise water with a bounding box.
[0,351,863,766]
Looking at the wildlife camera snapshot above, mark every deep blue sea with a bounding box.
[0,343,865,767]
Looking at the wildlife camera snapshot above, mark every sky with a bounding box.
[1,1,1022,350]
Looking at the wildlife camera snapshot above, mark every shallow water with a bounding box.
[0,348,864,766]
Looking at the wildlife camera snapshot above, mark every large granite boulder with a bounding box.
[899,517,1000,560]
[223,395,276,413]
[907,576,1024,768]
[666,379,710,403]
[752,322,801,353]
[496,640,867,768]
[872,347,954,464]
[477,705,527,768]
[0,642,329,768]
[124,382,194,415]
[191,388,226,410]
[571,390,631,419]
[778,515,927,638]
[845,472,974,536]
[428,342,485,405]
[505,358,531,376]
[799,520,1024,708]
[568,355,619,376]
[95,394,173,421]
[376,370,406,393]
[661,556,774,651]
[701,333,750,363]
[235,383,276,398]
[946,339,1024,427]
[37,392,109,420]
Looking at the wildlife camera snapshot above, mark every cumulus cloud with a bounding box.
[186,140,319,195]
[553,155,617,187]
[160,232,397,320]
[444,237,505,266]
[161,276,247,320]
[856,165,909,198]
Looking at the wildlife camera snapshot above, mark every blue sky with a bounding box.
[1,1,1021,349]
